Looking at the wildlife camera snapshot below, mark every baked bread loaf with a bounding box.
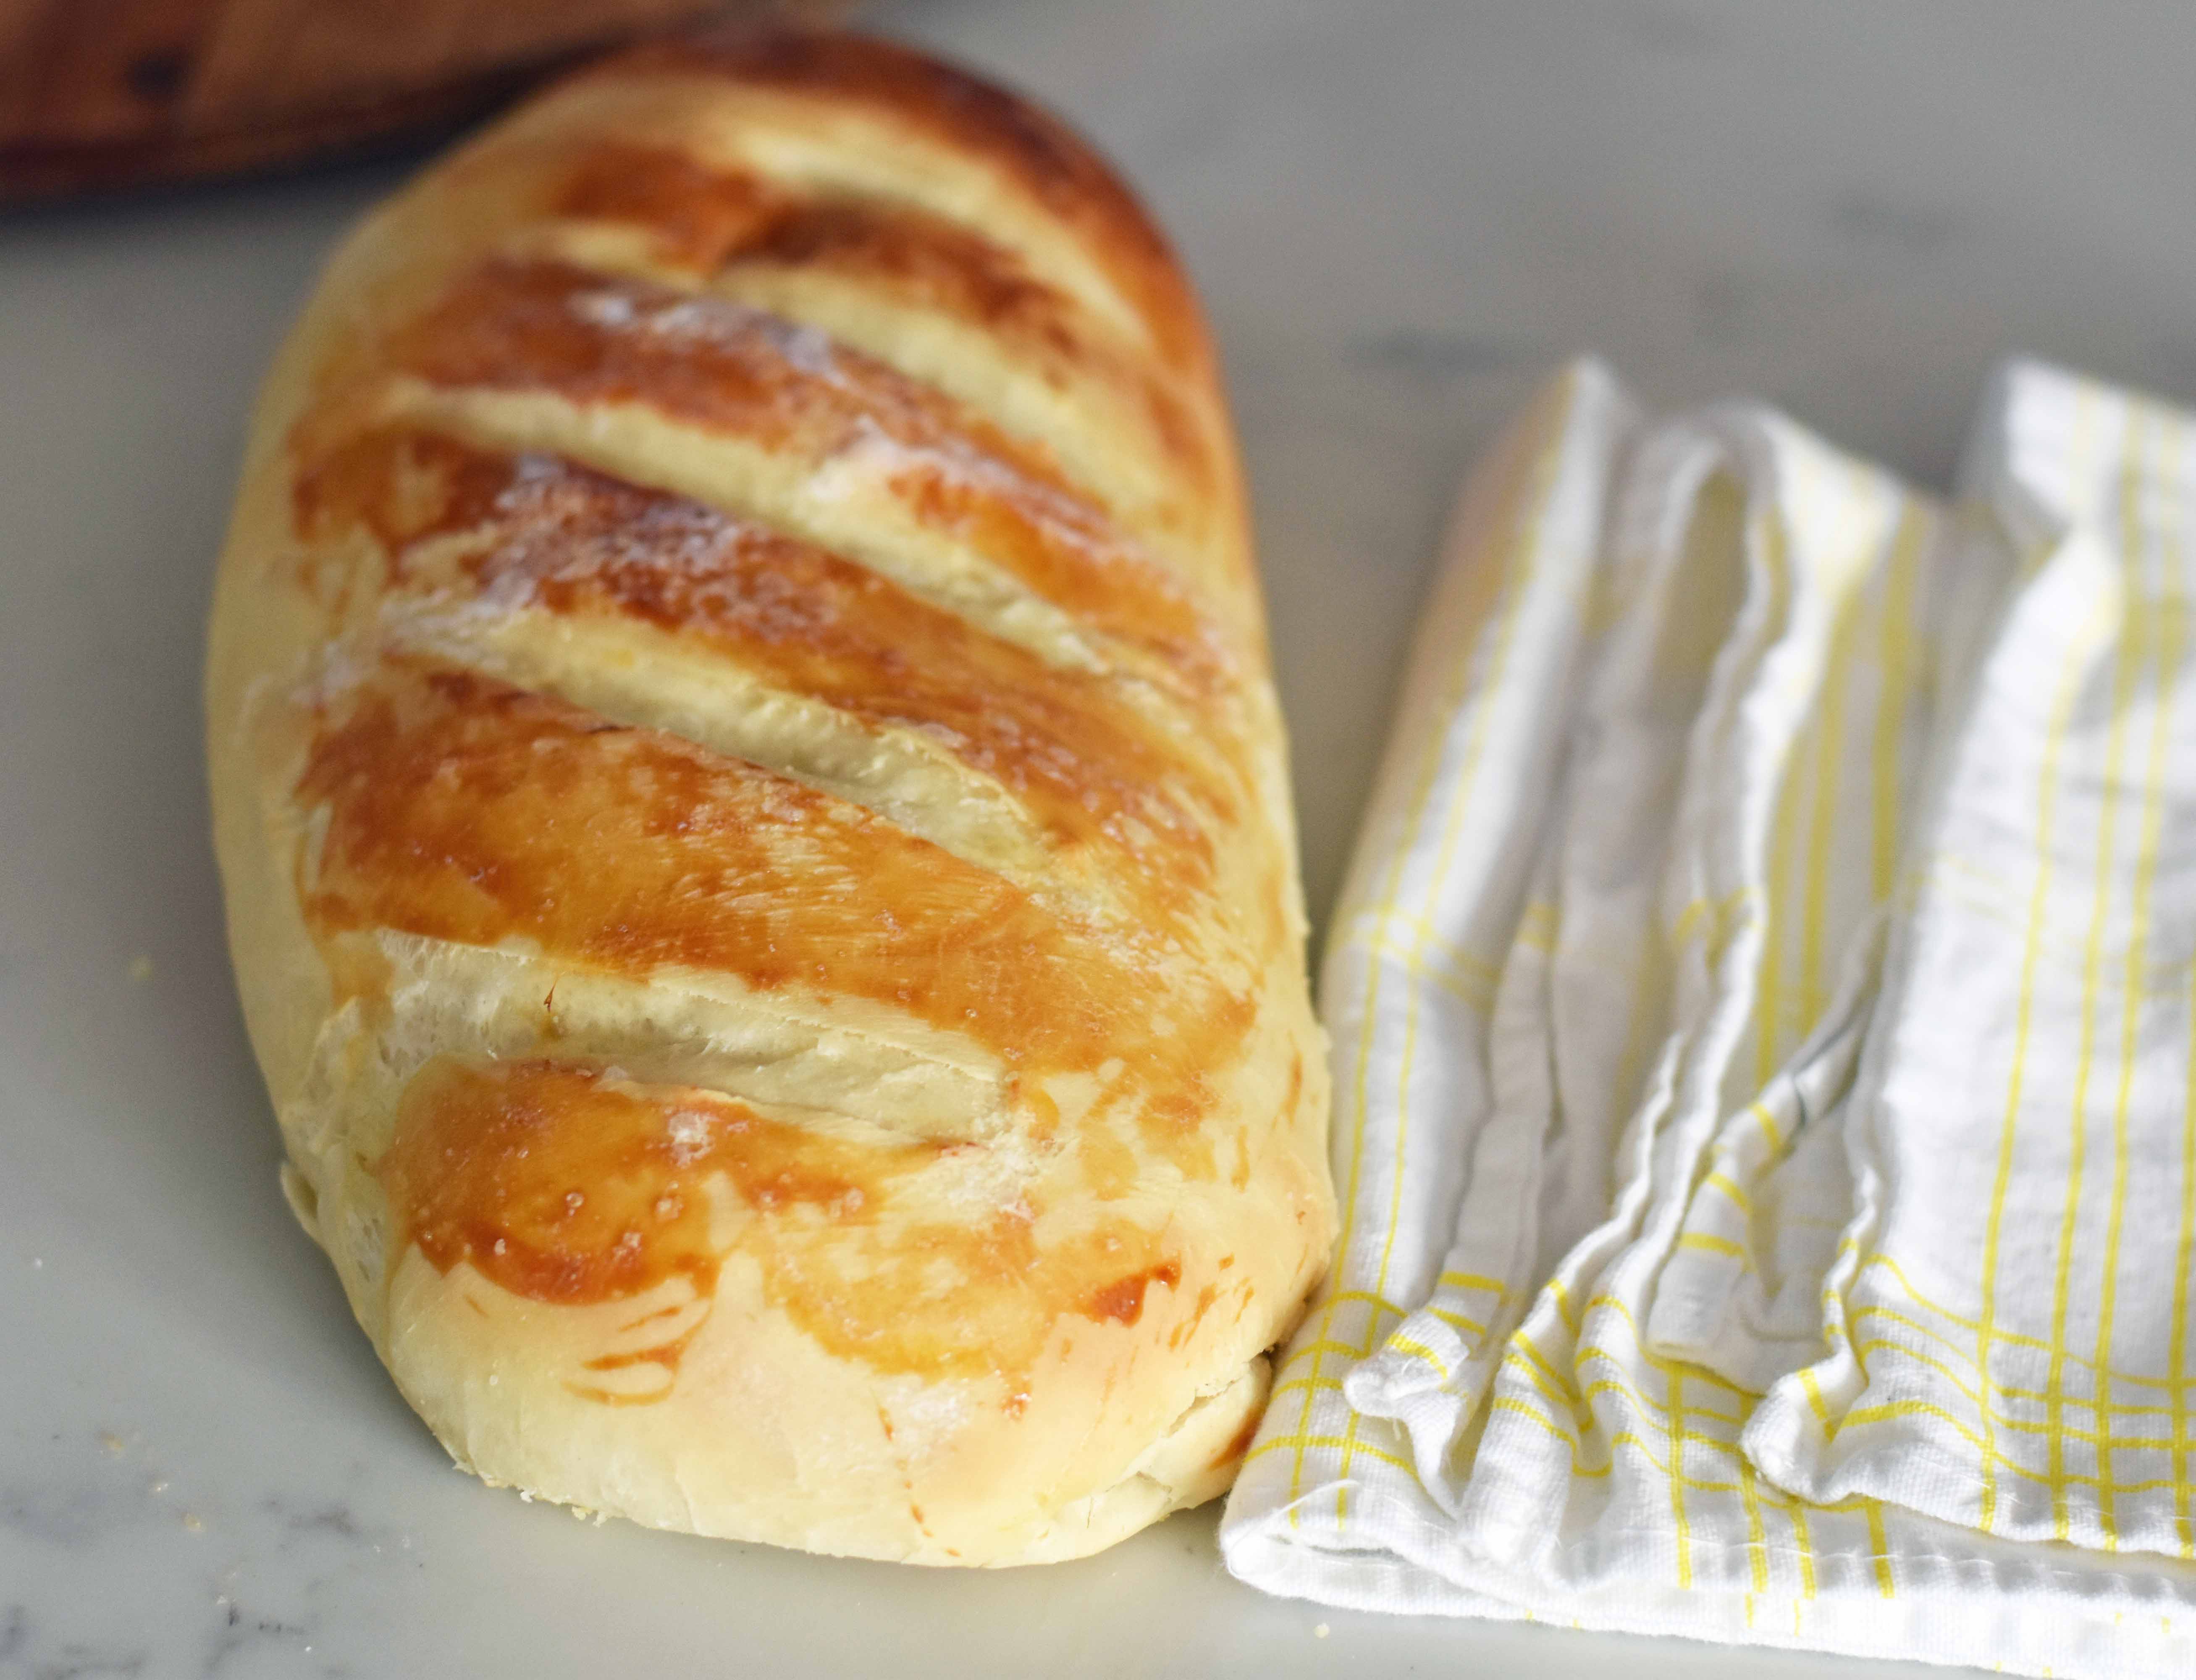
[205,25,1334,1566]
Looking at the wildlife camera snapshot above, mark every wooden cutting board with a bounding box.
[0,0,833,203]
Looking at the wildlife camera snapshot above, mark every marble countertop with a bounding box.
[5,3,2193,1675]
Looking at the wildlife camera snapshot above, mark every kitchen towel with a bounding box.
[1220,356,2196,1679]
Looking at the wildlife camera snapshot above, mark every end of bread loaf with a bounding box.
[207,24,1334,1566]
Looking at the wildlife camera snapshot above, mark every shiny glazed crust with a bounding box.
[205,26,1334,1566]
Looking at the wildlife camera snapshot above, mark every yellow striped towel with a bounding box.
[1220,356,2196,1678]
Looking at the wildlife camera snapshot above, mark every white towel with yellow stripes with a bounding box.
[1220,355,2196,1679]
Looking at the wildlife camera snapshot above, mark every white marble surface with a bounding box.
[5,3,2194,1675]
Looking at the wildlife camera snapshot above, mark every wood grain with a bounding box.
[0,0,831,202]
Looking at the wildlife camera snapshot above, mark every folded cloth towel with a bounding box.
[1220,357,2196,1679]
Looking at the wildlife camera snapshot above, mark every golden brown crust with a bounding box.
[598,26,1210,375]
[368,257,1231,682]
[293,431,1236,906]
[536,134,1232,575]
[206,24,1331,1567]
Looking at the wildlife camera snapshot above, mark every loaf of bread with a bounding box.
[205,26,1334,1566]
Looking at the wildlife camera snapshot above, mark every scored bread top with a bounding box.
[206,27,1334,1566]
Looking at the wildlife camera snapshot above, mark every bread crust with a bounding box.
[205,25,1333,1566]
